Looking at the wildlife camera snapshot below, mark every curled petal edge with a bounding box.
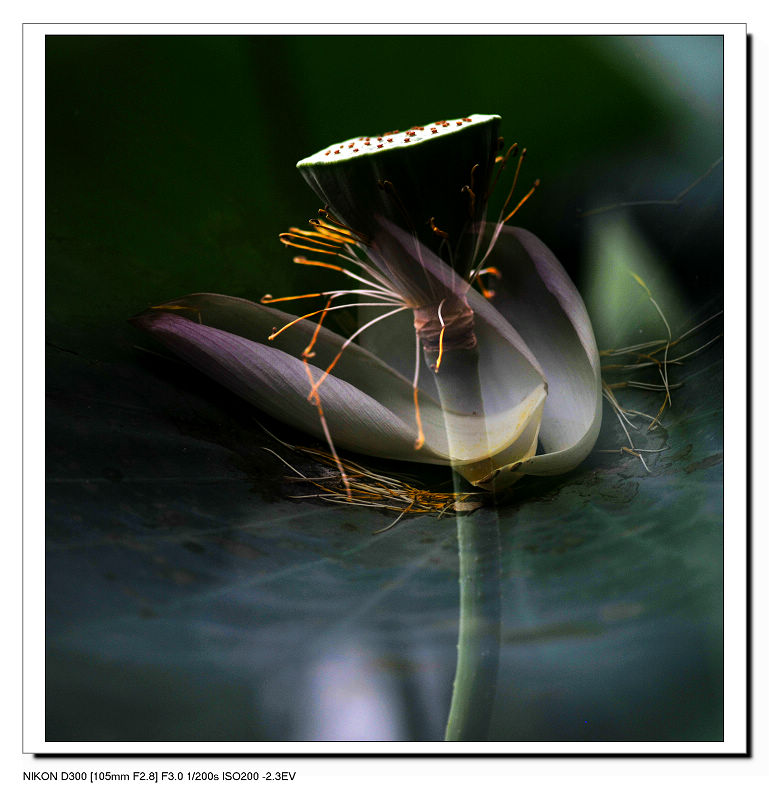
[472,225,602,489]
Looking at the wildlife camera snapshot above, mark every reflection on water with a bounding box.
[300,642,405,741]
[252,634,452,741]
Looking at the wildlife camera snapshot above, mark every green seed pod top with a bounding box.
[296,114,501,282]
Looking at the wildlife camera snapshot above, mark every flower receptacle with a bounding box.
[297,114,501,281]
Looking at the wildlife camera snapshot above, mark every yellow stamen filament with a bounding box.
[287,226,329,237]
[281,231,340,248]
[318,207,351,229]
[309,219,360,245]
[316,209,372,245]
[469,265,502,296]
[489,142,519,197]
[472,144,534,275]
[291,256,401,297]
[435,329,447,371]
[280,240,341,257]
[473,273,494,299]
[413,385,425,450]
[301,358,352,499]
[411,332,425,450]
[502,179,540,224]
[308,350,345,402]
[268,305,332,340]
[434,299,447,373]
[308,306,408,400]
[429,217,449,239]
[501,143,518,163]
[498,147,527,218]
[288,226,353,246]
[300,227,357,247]
[268,300,399,341]
[302,298,333,357]
[292,256,346,273]
[261,292,323,304]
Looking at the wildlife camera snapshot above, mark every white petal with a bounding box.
[135,301,547,472]
[484,226,603,477]
[453,385,544,486]
[135,309,448,463]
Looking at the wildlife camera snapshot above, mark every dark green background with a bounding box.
[45,35,725,742]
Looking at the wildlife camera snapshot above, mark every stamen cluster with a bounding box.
[266,114,540,493]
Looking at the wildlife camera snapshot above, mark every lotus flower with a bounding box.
[134,114,602,492]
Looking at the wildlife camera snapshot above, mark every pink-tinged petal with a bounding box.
[486,226,602,476]
[141,293,423,402]
[132,308,546,473]
[133,309,446,463]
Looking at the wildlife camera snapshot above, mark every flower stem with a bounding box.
[429,345,502,741]
[444,500,502,741]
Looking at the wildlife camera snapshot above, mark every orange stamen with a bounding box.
[302,297,333,357]
[280,240,340,257]
[318,207,347,227]
[502,179,540,224]
[308,349,344,400]
[435,327,446,372]
[429,217,449,239]
[489,142,519,196]
[293,256,346,273]
[267,304,331,340]
[261,292,323,304]
[301,358,351,499]
[413,385,425,450]
[473,273,495,299]
[318,208,371,244]
[309,220,359,244]
[434,299,447,373]
[287,226,351,245]
[307,306,408,401]
[471,266,502,299]
[499,147,527,219]
[279,233,340,256]
[281,231,340,248]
